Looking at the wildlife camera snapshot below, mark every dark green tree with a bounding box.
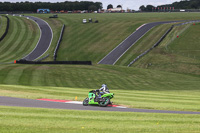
[139,5,145,11]
[117,5,122,8]
[88,5,97,11]
[146,5,154,11]
[107,4,113,9]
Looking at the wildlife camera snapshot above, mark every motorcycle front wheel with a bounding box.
[99,97,110,107]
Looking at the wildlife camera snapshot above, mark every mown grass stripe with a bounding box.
[0,15,7,38]
[30,66,46,86]
[0,16,39,62]
[1,106,200,133]
[115,91,200,100]
[3,65,30,85]
[0,17,27,61]
[0,16,21,53]
[5,18,31,60]
[0,17,17,50]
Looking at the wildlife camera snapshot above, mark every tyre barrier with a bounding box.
[15,60,92,65]
[0,16,9,42]
[54,24,65,61]
[128,25,174,67]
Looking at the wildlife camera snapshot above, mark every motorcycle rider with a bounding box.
[97,84,110,98]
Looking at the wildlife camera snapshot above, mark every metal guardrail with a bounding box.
[35,54,49,62]
[54,24,65,61]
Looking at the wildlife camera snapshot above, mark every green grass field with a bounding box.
[0,15,40,63]
[1,106,200,133]
[0,15,7,38]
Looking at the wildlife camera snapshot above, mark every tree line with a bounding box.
[140,0,200,12]
[0,1,103,12]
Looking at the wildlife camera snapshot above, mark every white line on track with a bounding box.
[33,17,53,61]
[21,16,42,60]
[65,101,82,104]
[97,23,147,65]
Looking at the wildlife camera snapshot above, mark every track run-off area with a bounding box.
[1,96,200,115]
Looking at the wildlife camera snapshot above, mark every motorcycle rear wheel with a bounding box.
[83,98,89,106]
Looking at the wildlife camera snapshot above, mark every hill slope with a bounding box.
[132,23,200,75]
[31,13,200,63]
[0,15,40,63]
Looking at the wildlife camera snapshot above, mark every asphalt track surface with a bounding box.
[98,21,180,65]
[21,15,53,61]
[1,96,200,114]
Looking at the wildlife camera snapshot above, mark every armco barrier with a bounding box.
[0,16,9,41]
[128,25,174,67]
[15,60,92,65]
[54,24,65,61]
[35,54,49,62]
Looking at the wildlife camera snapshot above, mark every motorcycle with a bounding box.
[83,90,114,107]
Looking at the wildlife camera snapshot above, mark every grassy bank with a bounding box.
[115,23,173,66]
[0,64,199,90]
[132,23,200,75]
[0,15,7,38]
[0,15,40,63]
[0,106,200,133]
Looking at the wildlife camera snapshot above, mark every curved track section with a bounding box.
[1,96,200,114]
[22,16,53,61]
[98,21,180,65]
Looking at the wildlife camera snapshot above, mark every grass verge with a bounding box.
[0,106,200,133]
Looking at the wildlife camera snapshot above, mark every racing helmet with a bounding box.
[102,84,106,87]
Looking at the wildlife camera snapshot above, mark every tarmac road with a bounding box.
[22,16,53,61]
[1,96,200,114]
[98,21,180,65]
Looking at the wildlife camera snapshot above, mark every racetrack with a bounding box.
[98,21,181,65]
[21,15,53,61]
[1,96,200,114]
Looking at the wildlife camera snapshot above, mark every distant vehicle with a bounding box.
[83,19,87,24]
[37,9,50,13]
[49,14,58,18]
